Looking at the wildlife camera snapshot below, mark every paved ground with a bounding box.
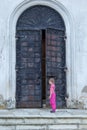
[0,109,87,117]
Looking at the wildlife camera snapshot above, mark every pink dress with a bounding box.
[50,84,56,111]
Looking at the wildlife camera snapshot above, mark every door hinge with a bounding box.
[64,66,68,72]
[15,35,19,40]
[64,34,67,40]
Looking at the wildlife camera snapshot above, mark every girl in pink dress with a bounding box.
[49,78,56,113]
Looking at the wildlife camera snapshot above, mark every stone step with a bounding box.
[0,109,87,130]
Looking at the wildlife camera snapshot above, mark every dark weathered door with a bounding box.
[16,30,42,108]
[46,28,66,108]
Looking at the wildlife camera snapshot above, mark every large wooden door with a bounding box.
[16,5,66,108]
[16,30,42,108]
[46,28,66,108]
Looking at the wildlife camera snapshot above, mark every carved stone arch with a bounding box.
[8,0,76,108]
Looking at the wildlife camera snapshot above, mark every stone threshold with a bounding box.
[0,109,87,118]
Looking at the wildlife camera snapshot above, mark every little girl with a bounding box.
[49,78,56,113]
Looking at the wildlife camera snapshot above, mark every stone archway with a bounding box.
[16,5,66,108]
[8,0,76,108]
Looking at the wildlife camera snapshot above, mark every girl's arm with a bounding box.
[49,87,54,99]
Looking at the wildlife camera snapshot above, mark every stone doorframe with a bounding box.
[8,0,76,108]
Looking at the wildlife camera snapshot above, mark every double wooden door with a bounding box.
[16,28,66,108]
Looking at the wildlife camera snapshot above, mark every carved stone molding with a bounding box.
[0,95,5,109]
[5,98,15,109]
[0,95,15,109]
[66,98,85,109]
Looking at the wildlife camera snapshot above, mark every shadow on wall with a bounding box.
[82,86,87,93]
[79,86,87,109]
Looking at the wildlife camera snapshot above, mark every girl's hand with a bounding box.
[49,96,51,99]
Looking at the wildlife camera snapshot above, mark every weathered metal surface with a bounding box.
[16,5,66,108]
[16,30,42,108]
[17,5,65,30]
[46,28,66,108]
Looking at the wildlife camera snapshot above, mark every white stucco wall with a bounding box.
[0,0,87,108]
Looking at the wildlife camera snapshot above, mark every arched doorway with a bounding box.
[16,5,66,108]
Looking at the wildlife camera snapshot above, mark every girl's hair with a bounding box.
[49,78,55,84]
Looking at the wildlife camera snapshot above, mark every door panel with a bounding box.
[46,28,66,108]
[16,30,42,108]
